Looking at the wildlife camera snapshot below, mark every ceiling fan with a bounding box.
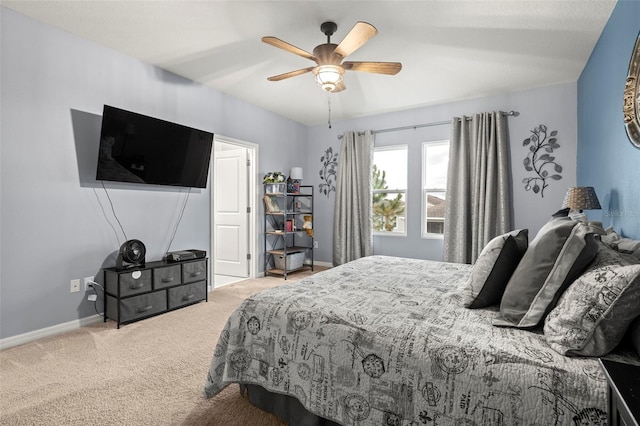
[262,21,402,93]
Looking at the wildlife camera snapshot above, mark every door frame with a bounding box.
[210,135,259,286]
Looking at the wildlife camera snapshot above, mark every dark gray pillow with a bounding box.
[551,207,570,218]
[461,229,528,308]
[494,217,600,328]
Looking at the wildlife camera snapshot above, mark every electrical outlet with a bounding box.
[84,276,94,292]
[70,279,80,293]
[313,241,318,249]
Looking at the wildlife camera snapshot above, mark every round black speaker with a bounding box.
[116,239,146,270]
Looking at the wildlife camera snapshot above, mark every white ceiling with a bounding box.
[2,1,616,126]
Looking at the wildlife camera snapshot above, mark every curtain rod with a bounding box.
[338,110,519,139]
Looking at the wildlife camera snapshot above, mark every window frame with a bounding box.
[421,140,449,239]
[372,144,408,237]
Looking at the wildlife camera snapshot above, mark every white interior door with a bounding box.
[214,148,249,277]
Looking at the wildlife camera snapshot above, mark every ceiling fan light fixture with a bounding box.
[314,65,344,92]
[263,21,400,94]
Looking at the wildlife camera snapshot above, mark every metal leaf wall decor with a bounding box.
[522,124,563,198]
[318,147,338,197]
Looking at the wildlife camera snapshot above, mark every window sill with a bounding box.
[373,232,407,238]
[422,234,444,240]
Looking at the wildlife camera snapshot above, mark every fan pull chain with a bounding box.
[327,93,332,129]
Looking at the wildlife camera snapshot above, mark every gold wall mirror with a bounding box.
[623,31,640,149]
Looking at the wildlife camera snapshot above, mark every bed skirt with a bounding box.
[241,383,340,426]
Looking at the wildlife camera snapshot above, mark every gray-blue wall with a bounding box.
[0,7,306,339]
[306,83,579,263]
[578,0,640,239]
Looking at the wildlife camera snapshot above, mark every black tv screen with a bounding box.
[96,105,214,188]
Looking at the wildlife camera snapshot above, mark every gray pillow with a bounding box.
[461,229,528,308]
[616,239,640,261]
[494,217,600,328]
[600,227,640,261]
[600,226,621,246]
[544,263,640,356]
[591,238,640,268]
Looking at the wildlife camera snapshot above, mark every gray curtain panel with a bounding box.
[443,112,511,264]
[333,130,374,266]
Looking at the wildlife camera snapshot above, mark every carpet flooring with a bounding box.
[0,269,326,425]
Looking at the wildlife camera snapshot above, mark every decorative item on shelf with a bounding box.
[286,219,293,232]
[263,171,286,183]
[286,177,295,194]
[303,215,313,237]
[562,186,601,221]
[319,147,338,197]
[522,124,563,198]
[289,167,303,193]
[264,171,286,194]
[263,195,280,213]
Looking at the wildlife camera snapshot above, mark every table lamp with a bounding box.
[562,186,601,221]
[290,167,303,193]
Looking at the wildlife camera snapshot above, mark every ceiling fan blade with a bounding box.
[262,36,317,61]
[267,67,315,82]
[334,22,378,58]
[332,81,347,93]
[342,61,402,75]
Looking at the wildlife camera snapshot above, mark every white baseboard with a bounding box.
[0,314,103,351]
[3,263,332,351]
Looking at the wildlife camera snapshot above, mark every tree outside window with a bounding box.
[372,146,407,235]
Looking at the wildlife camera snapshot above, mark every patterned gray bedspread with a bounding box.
[204,255,620,425]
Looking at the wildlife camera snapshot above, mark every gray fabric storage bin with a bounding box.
[275,252,304,270]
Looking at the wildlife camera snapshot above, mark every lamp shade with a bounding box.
[562,187,601,211]
[314,65,344,92]
[290,167,303,181]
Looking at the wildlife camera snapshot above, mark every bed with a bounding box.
[204,220,640,426]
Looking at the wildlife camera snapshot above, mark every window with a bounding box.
[422,141,449,238]
[372,145,407,235]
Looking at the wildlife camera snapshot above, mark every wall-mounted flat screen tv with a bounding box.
[96,105,214,188]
